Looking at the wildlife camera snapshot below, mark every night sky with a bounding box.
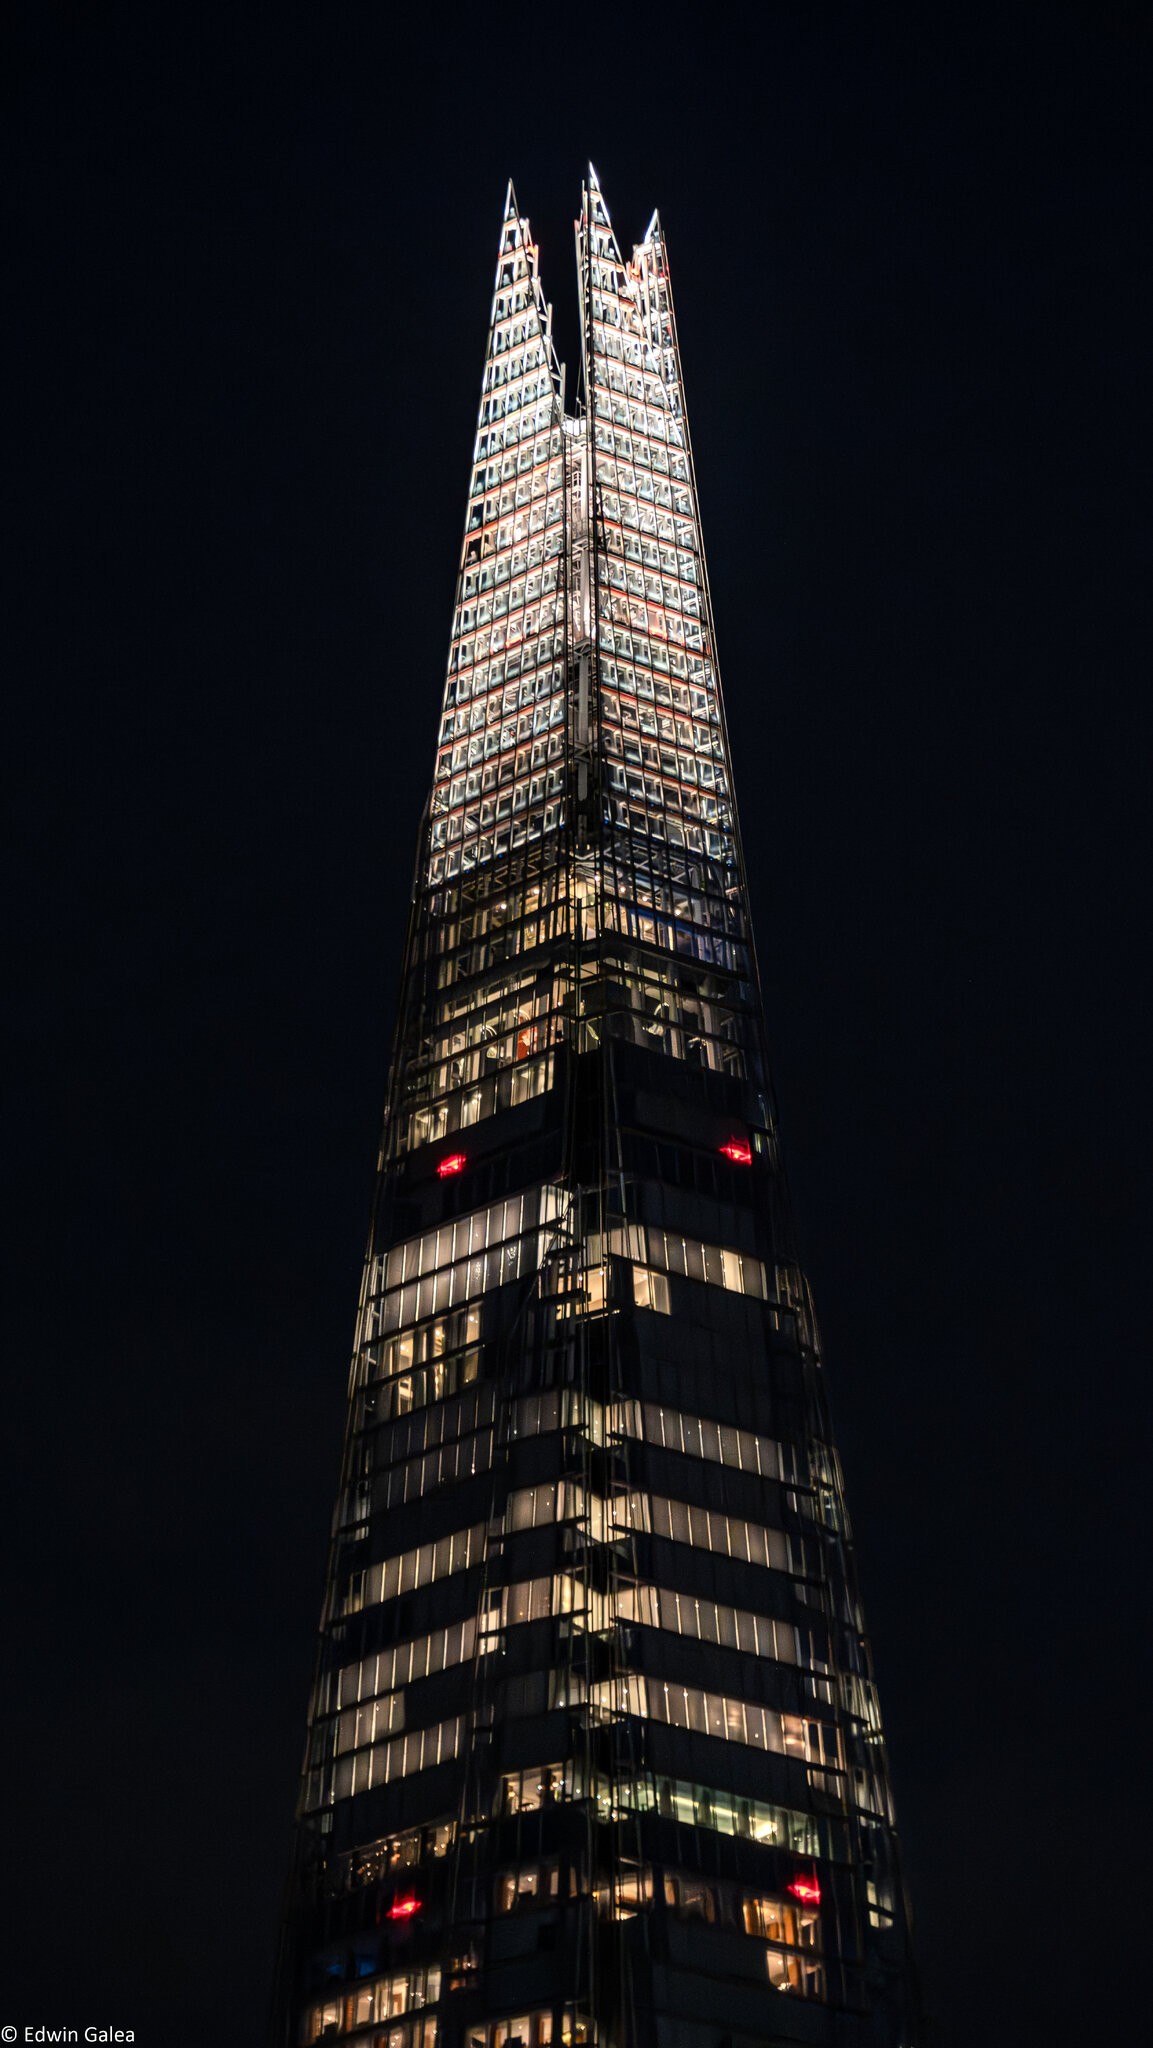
[6,5,1151,2043]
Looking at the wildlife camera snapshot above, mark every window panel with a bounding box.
[617,1400,783,1480]
[335,1521,486,1621]
[598,1676,841,1776]
[615,1585,799,1668]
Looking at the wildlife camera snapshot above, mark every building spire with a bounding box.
[271,174,924,2048]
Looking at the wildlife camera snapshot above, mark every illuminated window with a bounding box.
[335,1520,485,1620]
[329,1715,465,1804]
[501,1574,584,1626]
[335,1617,483,1719]
[506,1481,608,1536]
[306,1973,441,2041]
[602,1223,766,1301]
[343,1824,454,1891]
[369,1422,497,1515]
[601,1675,841,1774]
[618,1399,784,1480]
[643,1494,791,1572]
[631,1264,671,1313]
[866,1876,896,1929]
[615,1585,798,1667]
[366,1187,565,1335]
[468,2015,554,2048]
[766,1951,825,1998]
[620,1775,820,1854]
[360,1304,480,1388]
[743,1893,821,1947]
[498,1764,568,1815]
[495,1864,562,1912]
[663,1873,717,1921]
[375,1191,563,1293]
[601,1867,652,1919]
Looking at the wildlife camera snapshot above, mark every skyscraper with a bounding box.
[272,171,919,2048]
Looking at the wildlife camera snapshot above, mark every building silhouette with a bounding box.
[272,170,919,2048]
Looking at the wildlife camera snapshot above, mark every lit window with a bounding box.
[767,1951,824,1997]
[499,1764,566,1814]
[743,1892,821,1946]
[496,1868,539,1911]
[437,1153,467,1178]
[620,1774,819,1854]
[664,1873,717,1921]
[631,1264,671,1313]
[495,1865,563,1912]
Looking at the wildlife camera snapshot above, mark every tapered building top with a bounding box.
[272,177,920,2048]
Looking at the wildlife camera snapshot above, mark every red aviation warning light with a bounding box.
[387,1894,422,1920]
[787,1877,821,1905]
[719,1137,753,1165]
[437,1153,467,1178]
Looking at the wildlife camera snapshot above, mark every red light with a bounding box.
[788,1877,821,1905]
[388,1894,421,1919]
[437,1153,467,1178]
[719,1137,752,1165]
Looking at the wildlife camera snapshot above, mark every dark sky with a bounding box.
[5,4,1151,2043]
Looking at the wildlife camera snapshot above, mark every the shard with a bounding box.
[271,171,920,2048]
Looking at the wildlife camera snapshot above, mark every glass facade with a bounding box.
[271,173,920,2048]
